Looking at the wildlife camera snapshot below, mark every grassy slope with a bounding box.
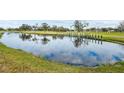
[0,44,81,72]
[0,31,124,72]
[94,32,124,44]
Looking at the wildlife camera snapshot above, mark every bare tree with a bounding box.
[73,20,89,32]
[118,21,124,32]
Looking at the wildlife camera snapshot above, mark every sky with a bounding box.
[0,20,122,28]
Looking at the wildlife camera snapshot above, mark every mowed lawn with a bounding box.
[0,31,124,72]
[90,31,124,44]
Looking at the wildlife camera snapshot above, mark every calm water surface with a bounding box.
[0,32,124,67]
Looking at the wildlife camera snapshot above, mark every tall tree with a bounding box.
[73,20,89,31]
[19,24,32,31]
[52,25,57,31]
[41,23,49,31]
[0,27,5,31]
[58,26,66,31]
[118,21,124,32]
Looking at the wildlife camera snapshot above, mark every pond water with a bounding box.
[0,32,124,67]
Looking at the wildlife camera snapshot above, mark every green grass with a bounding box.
[0,31,124,72]
[0,44,79,72]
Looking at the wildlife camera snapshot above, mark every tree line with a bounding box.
[0,20,124,32]
[0,23,70,32]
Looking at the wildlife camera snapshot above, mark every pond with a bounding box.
[0,32,124,67]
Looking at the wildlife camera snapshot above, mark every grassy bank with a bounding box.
[0,43,124,72]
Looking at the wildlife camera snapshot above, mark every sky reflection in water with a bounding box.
[0,32,124,67]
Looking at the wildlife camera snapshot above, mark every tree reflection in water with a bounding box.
[19,34,32,41]
[71,36,102,48]
[52,36,57,40]
[18,34,102,47]
[52,35,64,40]
[73,37,84,48]
[58,36,64,39]
[41,36,50,45]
